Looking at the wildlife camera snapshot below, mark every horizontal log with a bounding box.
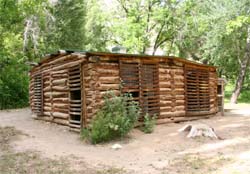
[156,115,211,124]
[53,108,68,113]
[44,106,51,111]
[96,64,119,70]
[53,98,69,102]
[52,86,68,91]
[44,92,67,97]
[52,79,67,85]
[160,101,172,105]
[43,112,51,116]
[99,76,120,84]
[96,69,119,76]
[175,106,185,110]
[159,111,186,118]
[70,108,82,112]
[44,103,52,107]
[51,69,68,75]
[42,59,85,74]
[186,111,215,116]
[69,79,81,83]
[70,99,81,103]
[99,84,120,91]
[52,74,68,79]
[52,112,69,119]
[69,74,80,80]
[53,103,68,108]
[160,106,172,111]
[69,119,81,124]
[42,55,72,67]
[43,86,50,92]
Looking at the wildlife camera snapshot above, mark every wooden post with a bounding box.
[81,62,87,128]
[184,65,187,117]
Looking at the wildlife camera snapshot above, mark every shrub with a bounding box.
[81,91,140,144]
[0,61,29,110]
[141,113,157,134]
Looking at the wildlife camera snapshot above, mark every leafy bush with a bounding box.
[141,113,157,134]
[0,60,29,110]
[81,91,140,144]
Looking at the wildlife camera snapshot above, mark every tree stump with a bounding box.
[178,123,221,139]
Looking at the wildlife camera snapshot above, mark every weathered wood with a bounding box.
[30,51,219,131]
[52,112,68,119]
[157,115,211,124]
[52,79,67,85]
[179,123,221,139]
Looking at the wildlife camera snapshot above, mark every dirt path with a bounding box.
[1,107,250,174]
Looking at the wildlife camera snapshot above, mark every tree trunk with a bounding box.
[230,26,250,104]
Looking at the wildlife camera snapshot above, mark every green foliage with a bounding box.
[141,113,156,134]
[84,0,109,51]
[108,0,181,54]
[0,0,31,109]
[0,60,29,109]
[81,91,140,144]
[50,0,86,51]
[224,81,250,104]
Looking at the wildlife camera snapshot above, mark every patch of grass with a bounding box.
[0,151,75,174]
[0,126,23,151]
[164,153,232,174]
[97,167,126,174]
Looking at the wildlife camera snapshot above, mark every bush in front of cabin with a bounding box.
[141,113,157,134]
[81,91,140,144]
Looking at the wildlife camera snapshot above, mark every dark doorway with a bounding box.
[69,65,82,129]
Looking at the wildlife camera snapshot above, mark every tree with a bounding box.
[173,0,250,103]
[108,0,182,55]
[228,18,250,103]
[0,0,41,108]
[45,0,86,52]
[84,0,109,51]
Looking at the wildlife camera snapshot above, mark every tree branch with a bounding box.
[116,0,129,14]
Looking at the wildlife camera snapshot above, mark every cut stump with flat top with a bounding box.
[178,123,220,139]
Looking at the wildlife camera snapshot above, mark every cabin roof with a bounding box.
[38,50,216,69]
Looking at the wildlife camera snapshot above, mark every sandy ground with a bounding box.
[1,107,250,174]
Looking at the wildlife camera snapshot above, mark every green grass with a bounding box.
[224,82,250,104]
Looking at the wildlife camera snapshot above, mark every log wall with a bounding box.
[83,61,120,125]
[158,63,185,123]
[29,53,86,127]
[30,52,219,132]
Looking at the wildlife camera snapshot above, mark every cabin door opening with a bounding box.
[33,74,43,116]
[69,65,83,129]
[185,66,210,115]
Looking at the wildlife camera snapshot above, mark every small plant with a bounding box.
[80,127,90,141]
[142,113,157,134]
[81,91,140,144]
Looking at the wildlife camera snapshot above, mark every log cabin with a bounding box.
[29,50,218,132]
